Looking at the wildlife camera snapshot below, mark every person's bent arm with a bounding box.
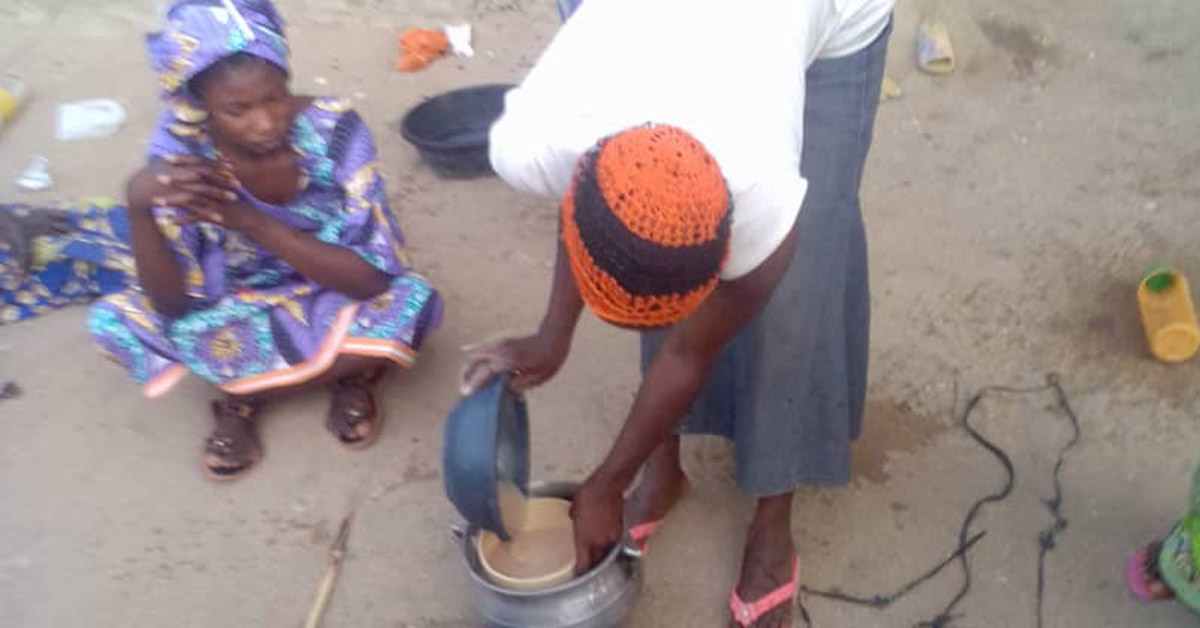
[238,209,391,301]
[126,168,189,318]
[459,239,584,394]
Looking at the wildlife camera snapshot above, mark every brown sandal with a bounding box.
[326,367,386,450]
[202,400,262,482]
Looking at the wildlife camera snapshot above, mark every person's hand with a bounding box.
[459,332,570,396]
[127,156,268,233]
[569,475,625,575]
[126,155,238,219]
[175,199,264,233]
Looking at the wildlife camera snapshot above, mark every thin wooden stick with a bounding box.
[304,516,352,628]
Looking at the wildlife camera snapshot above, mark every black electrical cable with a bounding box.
[798,374,1080,628]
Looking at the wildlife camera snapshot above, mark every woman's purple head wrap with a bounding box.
[146,0,289,101]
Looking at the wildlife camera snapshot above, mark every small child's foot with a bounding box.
[1128,541,1174,602]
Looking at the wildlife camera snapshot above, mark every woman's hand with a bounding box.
[459,332,571,396]
[570,474,625,575]
[127,155,239,218]
[175,199,265,233]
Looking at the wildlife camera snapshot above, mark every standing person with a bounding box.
[461,0,893,625]
[90,0,441,481]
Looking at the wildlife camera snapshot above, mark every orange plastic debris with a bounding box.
[397,28,449,73]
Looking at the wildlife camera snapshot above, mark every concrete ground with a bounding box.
[2,0,1199,626]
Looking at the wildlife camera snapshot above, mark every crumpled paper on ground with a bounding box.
[445,24,474,58]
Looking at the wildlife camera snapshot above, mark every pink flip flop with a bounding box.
[1127,544,1173,602]
[730,556,800,627]
[628,520,663,553]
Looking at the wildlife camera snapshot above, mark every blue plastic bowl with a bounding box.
[443,374,530,540]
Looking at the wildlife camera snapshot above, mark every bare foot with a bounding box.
[624,438,689,542]
[728,495,798,628]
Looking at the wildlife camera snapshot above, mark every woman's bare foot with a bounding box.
[728,493,798,628]
[203,399,261,482]
[624,437,689,546]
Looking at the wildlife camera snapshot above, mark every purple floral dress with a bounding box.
[89,97,441,397]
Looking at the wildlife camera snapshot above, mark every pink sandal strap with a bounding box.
[730,556,800,627]
[1127,544,1173,602]
[1127,547,1154,601]
[628,520,662,550]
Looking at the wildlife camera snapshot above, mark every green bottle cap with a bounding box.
[1143,265,1176,292]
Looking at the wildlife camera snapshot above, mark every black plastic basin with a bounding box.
[400,84,514,179]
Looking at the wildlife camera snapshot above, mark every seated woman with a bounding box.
[89,0,441,481]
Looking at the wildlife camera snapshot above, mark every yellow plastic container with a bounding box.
[1137,266,1200,363]
[0,74,27,130]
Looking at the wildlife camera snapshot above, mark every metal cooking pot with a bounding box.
[455,481,643,628]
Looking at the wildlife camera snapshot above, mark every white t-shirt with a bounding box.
[490,0,893,279]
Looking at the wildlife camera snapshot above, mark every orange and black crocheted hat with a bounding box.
[561,125,732,328]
